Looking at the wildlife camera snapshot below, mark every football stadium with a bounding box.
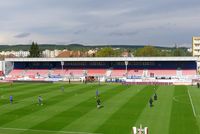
[0,57,200,134]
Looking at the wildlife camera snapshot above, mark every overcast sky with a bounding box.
[0,0,199,47]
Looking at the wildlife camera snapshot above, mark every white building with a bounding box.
[42,49,51,57]
[192,36,200,58]
[0,49,63,58]
[87,49,97,56]
[14,51,30,57]
[0,50,30,57]
[42,49,62,57]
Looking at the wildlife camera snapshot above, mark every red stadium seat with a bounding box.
[111,69,126,77]
[0,71,3,76]
[128,69,143,76]
[182,69,197,76]
[87,69,106,76]
[24,69,48,76]
[8,69,24,76]
[66,69,84,76]
[147,69,177,77]
[51,69,66,75]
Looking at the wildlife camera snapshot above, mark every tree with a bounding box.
[134,46,160,57]
[95,47,120,57]
[172,48,192,56]
[29,42,41,57]
[172,48,183,56]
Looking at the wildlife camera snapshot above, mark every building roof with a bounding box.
[56,51,71,57]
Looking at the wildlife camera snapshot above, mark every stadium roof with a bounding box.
[4,57,198,62]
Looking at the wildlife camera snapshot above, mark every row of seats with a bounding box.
[0,71,3,76]
[182,70,197,75]
[7,69,197,78]
[148,70,177,76]
[8,70,24,76]
[7,69,107,77]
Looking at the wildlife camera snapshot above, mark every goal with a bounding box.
[132,125,148,134]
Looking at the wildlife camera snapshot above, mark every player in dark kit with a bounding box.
[97,98,101,109]
[149,97,153,107]
[154,93,157,100]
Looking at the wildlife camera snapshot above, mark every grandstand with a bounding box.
[0,57,198,85]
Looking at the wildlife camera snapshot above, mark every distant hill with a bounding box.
[0,44,188,51]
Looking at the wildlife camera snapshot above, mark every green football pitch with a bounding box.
[0,83,200,134]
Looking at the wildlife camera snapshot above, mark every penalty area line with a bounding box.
[0,127,103,134]
[187,89,197,117]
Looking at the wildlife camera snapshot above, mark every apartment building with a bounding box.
[192,36,200,57]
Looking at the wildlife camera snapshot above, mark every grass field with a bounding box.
[0,83,200,134]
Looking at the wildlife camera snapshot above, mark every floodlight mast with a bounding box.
[61,61,64,71]
[125,60,128,77]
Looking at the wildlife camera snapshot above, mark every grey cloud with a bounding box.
[0,0,200,47]
[73,29,87,35]
[109,31,140,37]
[14,33,31,38]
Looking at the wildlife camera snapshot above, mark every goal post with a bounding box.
[132,127,137,134]
[144,127,148,134]
[132,125,148,134]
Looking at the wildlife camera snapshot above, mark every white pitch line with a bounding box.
[187,89,197,117]
[0,127,103,134]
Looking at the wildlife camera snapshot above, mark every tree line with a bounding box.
[28,42,191,57]
[95,46,191,57]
